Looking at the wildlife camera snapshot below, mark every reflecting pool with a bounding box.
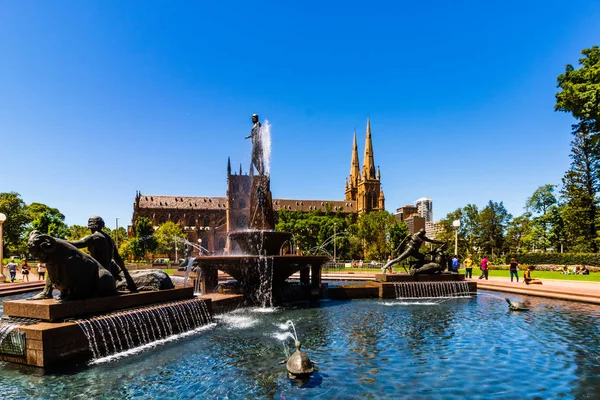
[1,291,599,399]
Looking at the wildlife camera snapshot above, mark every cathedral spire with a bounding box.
[350,130,360,187]
[362,118,376,179]
[227,157,231,176]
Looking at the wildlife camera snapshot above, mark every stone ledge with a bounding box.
[3,287,195,322]
[375,273,465,282]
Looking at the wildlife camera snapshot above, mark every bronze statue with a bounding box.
[384,228,445,273]
[30,216,137,300]
[246,114,265,175]
[27,230,117,301]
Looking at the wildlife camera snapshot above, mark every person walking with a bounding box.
[7,257,18,282]
[21,259,30,282]
[509,258,519,282]
[37,262,46,280]
[478,256,489,280]
[464,254,474,278]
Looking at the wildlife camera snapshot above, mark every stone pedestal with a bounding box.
[248,175,275,230]
[0,289,247,369]
[4,287,195,322]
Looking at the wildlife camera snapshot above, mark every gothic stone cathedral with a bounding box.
[131,119,384,255]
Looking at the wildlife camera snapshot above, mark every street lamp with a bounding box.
[115,218,120,249]
[333,223,337,265]
[452,219,461,256]
[198,238,203,256]
[0,213,6,282]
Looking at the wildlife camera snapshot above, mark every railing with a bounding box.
[322,261,408,273]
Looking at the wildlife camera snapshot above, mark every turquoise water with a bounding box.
[1,291,599,399]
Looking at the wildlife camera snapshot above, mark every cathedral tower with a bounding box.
[355,118,384,214]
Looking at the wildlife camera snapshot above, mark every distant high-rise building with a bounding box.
[425,221,443,239]
[414,197,433,222]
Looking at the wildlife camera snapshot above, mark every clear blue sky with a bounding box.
[1,1,599,228]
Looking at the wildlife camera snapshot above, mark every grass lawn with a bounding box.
[472,269,600,282]
[323,266,600,282]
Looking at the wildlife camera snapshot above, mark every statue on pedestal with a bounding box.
[29,216,137,300]
[246,114,265,175]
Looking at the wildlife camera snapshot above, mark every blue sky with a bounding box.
[1,0,599,228]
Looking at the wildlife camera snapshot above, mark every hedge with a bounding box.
[503,253,600,267]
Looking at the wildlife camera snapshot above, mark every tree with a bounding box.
[555,46,600,134]
[478,201,512,258]
[26,202,68,239]
[276,210,353,258]
[526,184,558,215]
[155,221,186,256]
[439,205,481,257]
[130,217,158,260]
[505,214,533,254]
[556,46,600,252]
[67,225,90,241]
[356,211,398,261]
[525,185,561,251]
[560,126,600,252]
[0,192,30,253]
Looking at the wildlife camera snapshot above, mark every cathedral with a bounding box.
[131,119,384,255]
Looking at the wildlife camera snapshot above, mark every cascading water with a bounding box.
[75,298,212,361]
[393,281,472,299]
[183,257,197,286]
[0,320,23,356]
[274,320,299,358]
[260,120,271,175]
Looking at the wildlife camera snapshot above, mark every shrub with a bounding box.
[504,253,600,267]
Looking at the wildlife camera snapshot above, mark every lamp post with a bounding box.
[115,218,120,249]
[0,213,6,282]
[452,219,461,256]
[333,223,337,265]
[198,238,203,256]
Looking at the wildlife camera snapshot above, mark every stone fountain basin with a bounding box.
[195,255,329,286]
[228,231,293,256]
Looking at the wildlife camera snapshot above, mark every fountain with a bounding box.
[0,228,216,369]
[194,114,328,305]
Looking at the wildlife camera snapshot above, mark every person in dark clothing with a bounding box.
[509,258,519,282]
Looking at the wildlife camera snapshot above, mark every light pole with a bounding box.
[452,219,461,256]
[333,223,337,265]
[175,239,178,262]
[0,213,6,282]
[115,218,120,249]
[198,238,203,256]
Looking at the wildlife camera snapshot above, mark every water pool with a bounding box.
[1,291,599,399]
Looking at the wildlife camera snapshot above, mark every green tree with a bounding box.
[560,126,600,252]
[525,184,561,251]
[505,214,533,254]
[130,217,158,260]
[67,224,90,241]
[526,184,558,215]
[439,205,481,257]
[26,202,68,238]
[155,221,186,256]
[555,46,600,134]
[0,192,30,253]
[119,239,134,260]
[356,210,398,261]
[276,210,353,258]
[112,227,128,246]
[477,201,512,259]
